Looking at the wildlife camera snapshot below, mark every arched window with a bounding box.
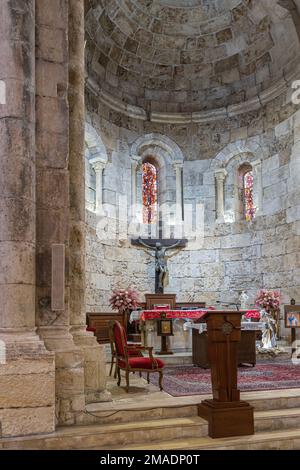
[142,162,158,224]
[238,164,255,222]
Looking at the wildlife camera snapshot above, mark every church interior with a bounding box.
[1,0,300,451]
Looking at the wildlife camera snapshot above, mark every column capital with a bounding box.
[215,168,228,181]
[252,159,262,170]
[173,161,184,170]
[131,154,141,162]
[90,158,106,173]
[131,158,140,170]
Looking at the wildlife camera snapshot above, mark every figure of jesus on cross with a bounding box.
[133,237,187,293]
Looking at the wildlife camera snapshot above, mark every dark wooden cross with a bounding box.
[131,236,187,294]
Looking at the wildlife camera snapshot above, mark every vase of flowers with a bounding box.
[244,310,261,322]
[109,287,139,327]
[255,290,280,313]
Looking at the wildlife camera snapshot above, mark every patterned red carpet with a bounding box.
[146,363,300,396]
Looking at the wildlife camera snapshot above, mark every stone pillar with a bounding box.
[90,159,106,214]
[252,160,263,217]
[35,0,88,426]
[68,0,110,404]
[215,169,227,223]
[131,157,141,223]
[0,0,55,437]
[174,162,184,221]
[131,158,139,206]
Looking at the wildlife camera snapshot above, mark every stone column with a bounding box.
[35,0,88,426]
[131,157,141,222]
[68,0,110,404]
[252,160,263,217]
[90,159,106,214]
[0,0,55,437]
[174,162,184,221]
[131,158,139,206]
[215,169,228,223]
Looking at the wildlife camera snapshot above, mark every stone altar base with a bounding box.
[143,319,192,354]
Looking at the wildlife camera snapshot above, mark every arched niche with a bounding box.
[130,134,185,237]
[85,123,108,213]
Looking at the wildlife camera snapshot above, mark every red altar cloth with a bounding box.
[140,308,216,321]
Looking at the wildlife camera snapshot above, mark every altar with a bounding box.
[130,309,265,362]
[130,308,209,353]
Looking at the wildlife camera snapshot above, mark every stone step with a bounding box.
[0,416,207,450]
[85,403,199,425]
[247,390,300,411]
[104,428,300,451]
[254,408,300,432]
[85,389,300,425]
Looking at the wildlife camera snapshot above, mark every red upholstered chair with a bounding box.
[108,320,143,378]
[112,320,164,392]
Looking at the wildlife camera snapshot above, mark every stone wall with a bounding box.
[85,86,300,338]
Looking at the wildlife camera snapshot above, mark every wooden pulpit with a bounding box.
[198,310,254,438]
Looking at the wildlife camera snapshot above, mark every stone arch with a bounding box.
[131,133,184,165]
[85,122,108,163]
[211,139,267,170]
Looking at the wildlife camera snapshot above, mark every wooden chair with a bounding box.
[108,320,143,378]
[112,320,165,392]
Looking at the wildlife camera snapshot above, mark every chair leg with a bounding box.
[125,370,129,393]
[109,356,114,377]
[147,372,150,384]
[139,372,142,378]
[114,360,118,379]
[117,366,121,386]
[159,370,163,391]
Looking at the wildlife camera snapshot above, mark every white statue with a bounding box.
[260,309,277,350]
[239,291,249,310]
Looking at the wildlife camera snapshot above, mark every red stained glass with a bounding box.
[142,162,158,224]
[243,170,255,222]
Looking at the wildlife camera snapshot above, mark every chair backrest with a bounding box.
[113,320,128,361]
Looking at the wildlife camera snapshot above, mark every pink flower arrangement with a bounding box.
[109,288,139,313]
[244,310,260,320]
[255,290,280,312]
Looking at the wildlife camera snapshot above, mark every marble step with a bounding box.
[0,416,208,450]
[104,428,300,451]
[254,408,300,432]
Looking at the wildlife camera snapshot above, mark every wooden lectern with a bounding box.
[198,310,254,438]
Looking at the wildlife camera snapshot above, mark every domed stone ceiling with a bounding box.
[85,0,300,120]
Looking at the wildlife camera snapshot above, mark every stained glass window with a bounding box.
[142,162,158,224]
[243,170,255,222]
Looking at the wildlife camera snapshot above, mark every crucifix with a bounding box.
[131,235,187,294]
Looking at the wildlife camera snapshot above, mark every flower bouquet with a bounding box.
[244,310,261,321]
[109,287,139,314]
[255,290,280,313]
